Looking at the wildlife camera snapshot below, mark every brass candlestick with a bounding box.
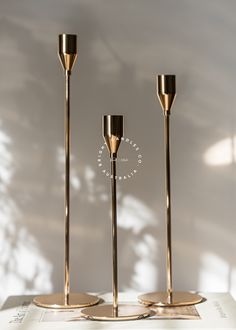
[33,34,99,309]
[138,75,203,307]
[81,115,150,320]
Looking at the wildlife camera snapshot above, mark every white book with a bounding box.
[1,292,236,330]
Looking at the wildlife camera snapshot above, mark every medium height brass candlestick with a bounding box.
[81,115,150,320]
[138,75,203,307]
[33,34,99,309]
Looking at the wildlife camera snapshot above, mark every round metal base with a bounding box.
[81,304,150,321]
[138,291,204,307]
[33,293,100,309]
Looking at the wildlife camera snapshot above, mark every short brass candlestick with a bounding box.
[33,34,99,309]
[138,75,203,307]
[81,115,150,320]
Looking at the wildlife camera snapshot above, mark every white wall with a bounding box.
[0,0,236,304]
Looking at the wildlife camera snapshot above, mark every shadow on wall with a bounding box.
[0,4,161,302]
[0,0,236,305]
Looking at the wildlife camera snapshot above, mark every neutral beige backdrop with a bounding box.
[0,0,235,305]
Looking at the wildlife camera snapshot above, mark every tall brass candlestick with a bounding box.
[105,115,122,312]
[81,115,150,321]
[138,75,203,307]
[33,34,99,309]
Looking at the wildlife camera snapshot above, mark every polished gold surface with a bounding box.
[157,75,176,113]
[63,34,75,307]
[58,34,77,73]
[33,293,100,309]
[33,34,98,309]
[103,115,123,157]
[160,75,175,304]
[81,304,150,321]
[111,158,118,309]
[104,115,123,310]
[164,113,172,304]
[82,116,149,320]
[139,75,203,307]
[138,292,204,307]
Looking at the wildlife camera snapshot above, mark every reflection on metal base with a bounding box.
[81,304,150,321]
[33,293,100,309]
[138,291,204,307]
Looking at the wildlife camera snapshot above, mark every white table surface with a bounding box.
[1,292,236,330]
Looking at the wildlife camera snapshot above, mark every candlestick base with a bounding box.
[138,291,204,307]
[81,304,150,321]
[33,293,100,309]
